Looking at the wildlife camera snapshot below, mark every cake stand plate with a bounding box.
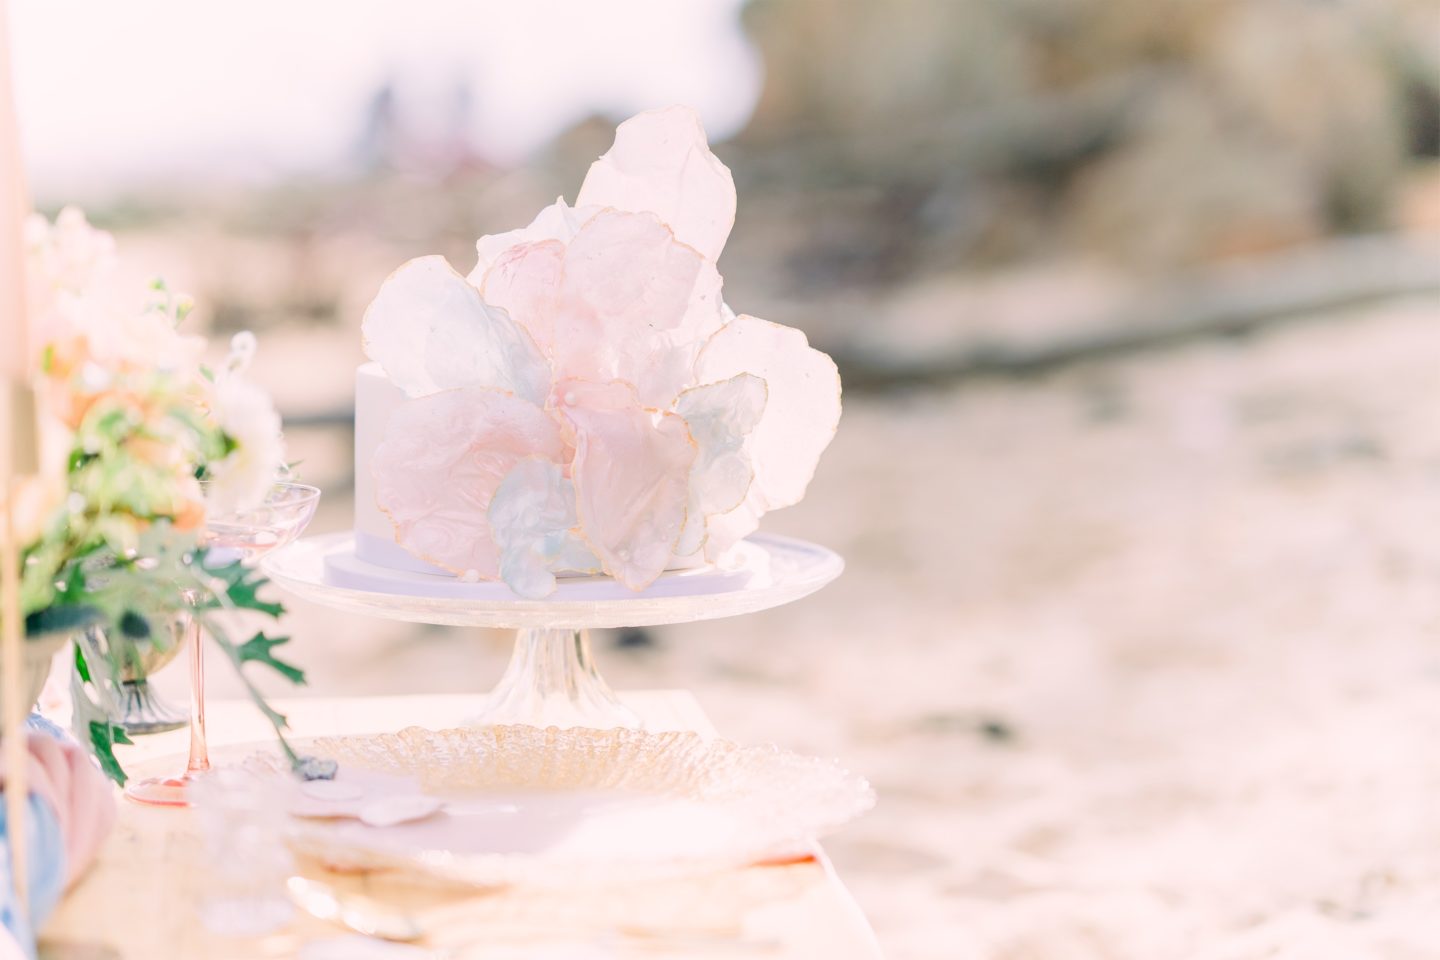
[262,532,842,729]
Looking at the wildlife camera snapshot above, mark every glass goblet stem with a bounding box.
[185,616,210,774]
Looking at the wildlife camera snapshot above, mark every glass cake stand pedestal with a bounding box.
[261,531,843,729]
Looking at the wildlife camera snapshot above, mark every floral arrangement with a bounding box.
[363,106,842,598]
[16,208,303,781]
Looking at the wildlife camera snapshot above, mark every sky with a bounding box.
[9,0,761,202]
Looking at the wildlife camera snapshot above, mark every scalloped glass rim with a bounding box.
[274,724,874,888]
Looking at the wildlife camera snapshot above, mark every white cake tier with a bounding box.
[353,362,451,575]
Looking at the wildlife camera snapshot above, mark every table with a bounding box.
[38,693,882,959]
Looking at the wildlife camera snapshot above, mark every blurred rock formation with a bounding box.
[717,0,1439,368]
[738,0,1434,271]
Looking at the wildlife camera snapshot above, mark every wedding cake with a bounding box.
[352,107,841,598]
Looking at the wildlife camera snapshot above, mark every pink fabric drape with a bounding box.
[9,732,116,887]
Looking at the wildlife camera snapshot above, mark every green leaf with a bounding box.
[87,721,128,786]
[235,632,305,684]
[199,556,284,618]
[196,615,301,770]
[55,564,88,606]
[74,642,91,684]
[118,610,151,639]
[25,604,101,638]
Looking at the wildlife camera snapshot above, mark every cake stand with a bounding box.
[261,531,843,729]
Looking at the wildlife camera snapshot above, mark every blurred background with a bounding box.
[13,0,1440,955]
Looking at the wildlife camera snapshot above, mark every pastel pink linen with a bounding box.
[0,731,116,887]
[363,106,841,596]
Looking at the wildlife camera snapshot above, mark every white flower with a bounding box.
[206,334,285,515]
[86,304,205,376]
[25,207,116,350]
[27,207,206,376]
[25,205,116,298]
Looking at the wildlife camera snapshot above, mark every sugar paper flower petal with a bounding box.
[672,373,768,557]
[697,314,840,511]
[488,457,601,599]
[373,388,566,579]
[554,379,696,589]
[577,106,736,262]
[363,256,550,404]
[556,210,724,407]
[699,486,766,562]
[478,239,566,356]
[469,198,592,286]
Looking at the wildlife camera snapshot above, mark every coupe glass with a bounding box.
[125,481,320,806]
[189,766,297,936]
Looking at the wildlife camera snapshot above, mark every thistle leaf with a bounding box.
[236,631,306,685]
[88,721,129,785]
[199,555,284,618]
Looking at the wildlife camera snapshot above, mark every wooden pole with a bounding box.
[0,0,35,916]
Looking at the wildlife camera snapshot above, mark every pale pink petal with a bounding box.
[362,256,550,404]
[700,486,765,563]
[468,198,593,285]
[577,106,736,262]
[554,379,696,589]
[555,210,724,407]
[479,239,566,354]
[694,314,841,561]
[373,388,566,579]
[673,373,768,557]
[488,457,600,599]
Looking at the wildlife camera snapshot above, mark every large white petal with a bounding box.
[577,106,736,263]
[362,255,550,404]
[699,486,766,563]
[697,314,840,509]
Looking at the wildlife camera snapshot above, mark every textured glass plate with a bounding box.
[262,531,844,628]
[279,725,874,888]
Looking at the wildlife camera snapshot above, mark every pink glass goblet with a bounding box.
[125,481,320,807]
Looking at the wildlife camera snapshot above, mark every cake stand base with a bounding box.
[472,628,641,729]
